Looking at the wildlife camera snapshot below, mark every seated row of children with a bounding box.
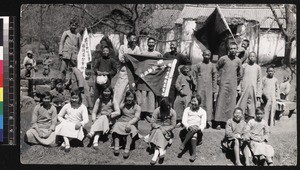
[221,107,274,166]
[25,82,274,165]
[24,85,206,164]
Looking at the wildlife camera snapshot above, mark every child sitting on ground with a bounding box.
[244,107,274,166]
[221,107,250,166]
[87,86,120,150]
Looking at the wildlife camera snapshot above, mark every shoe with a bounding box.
[189,155,196,162]
[123,150,130,159]
[167,139,173,147]
[150,159,157,165]
[158,156,165,164]
[215,125,221,130]
[60,143,65,150]
[93,143,99,150]
[65,145,70,153]
[113,147,120,156]
[235,162,242,166]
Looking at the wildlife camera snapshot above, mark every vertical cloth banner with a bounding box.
[124,54,177,97]
[77,28,92,77]
[193,6,231,57]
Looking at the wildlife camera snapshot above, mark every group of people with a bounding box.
[23,18,292,166]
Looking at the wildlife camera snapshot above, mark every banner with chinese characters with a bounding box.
[125,54,177,97]
[77,28,92,77]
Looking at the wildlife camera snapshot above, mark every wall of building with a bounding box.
[258,30,285,64]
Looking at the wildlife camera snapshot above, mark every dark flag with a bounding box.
[194,7,230,57]
[124,54,177,97]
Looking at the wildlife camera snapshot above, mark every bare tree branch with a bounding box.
[87,19,128,35]
[268,4,288,37]
[133,4,139,23]
[54,4,98,21]
[119,4,133,16]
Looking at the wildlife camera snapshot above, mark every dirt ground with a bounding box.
[20,65,297,165]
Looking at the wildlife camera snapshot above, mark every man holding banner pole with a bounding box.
[113,32,141,105]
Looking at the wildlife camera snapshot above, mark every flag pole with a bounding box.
[216,5,238,45]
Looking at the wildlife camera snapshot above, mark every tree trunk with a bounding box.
[284,4,294,67]
[37,4,43,58]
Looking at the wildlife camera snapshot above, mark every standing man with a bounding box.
[113,32,141,105]
[163,42,190,107]
[214,42,243,129]
[237,52,262,122]
[59,18,81,79]
[138,37,162,122]
[193,50,217,128]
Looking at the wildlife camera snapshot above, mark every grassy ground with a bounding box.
[20,112,297,165]
[20,64,297,165]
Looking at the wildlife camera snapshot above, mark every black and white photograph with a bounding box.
[20,4,297,165]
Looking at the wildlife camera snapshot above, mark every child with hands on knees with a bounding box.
[87,86,120,150]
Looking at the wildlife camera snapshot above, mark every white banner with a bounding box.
[77,28,92,77]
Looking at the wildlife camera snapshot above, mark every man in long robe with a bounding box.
[237,52,262,122]
[163,42,190,107]
[193,50,217,127]
[214,42,243,129]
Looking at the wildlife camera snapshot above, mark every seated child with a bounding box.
[25,92,57,146]
[244,107,274,166]
[55,90,89,152]
[221,107,250,166]
[86,86,120,150]
[180,94,206,162]
[111,90,141,159]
